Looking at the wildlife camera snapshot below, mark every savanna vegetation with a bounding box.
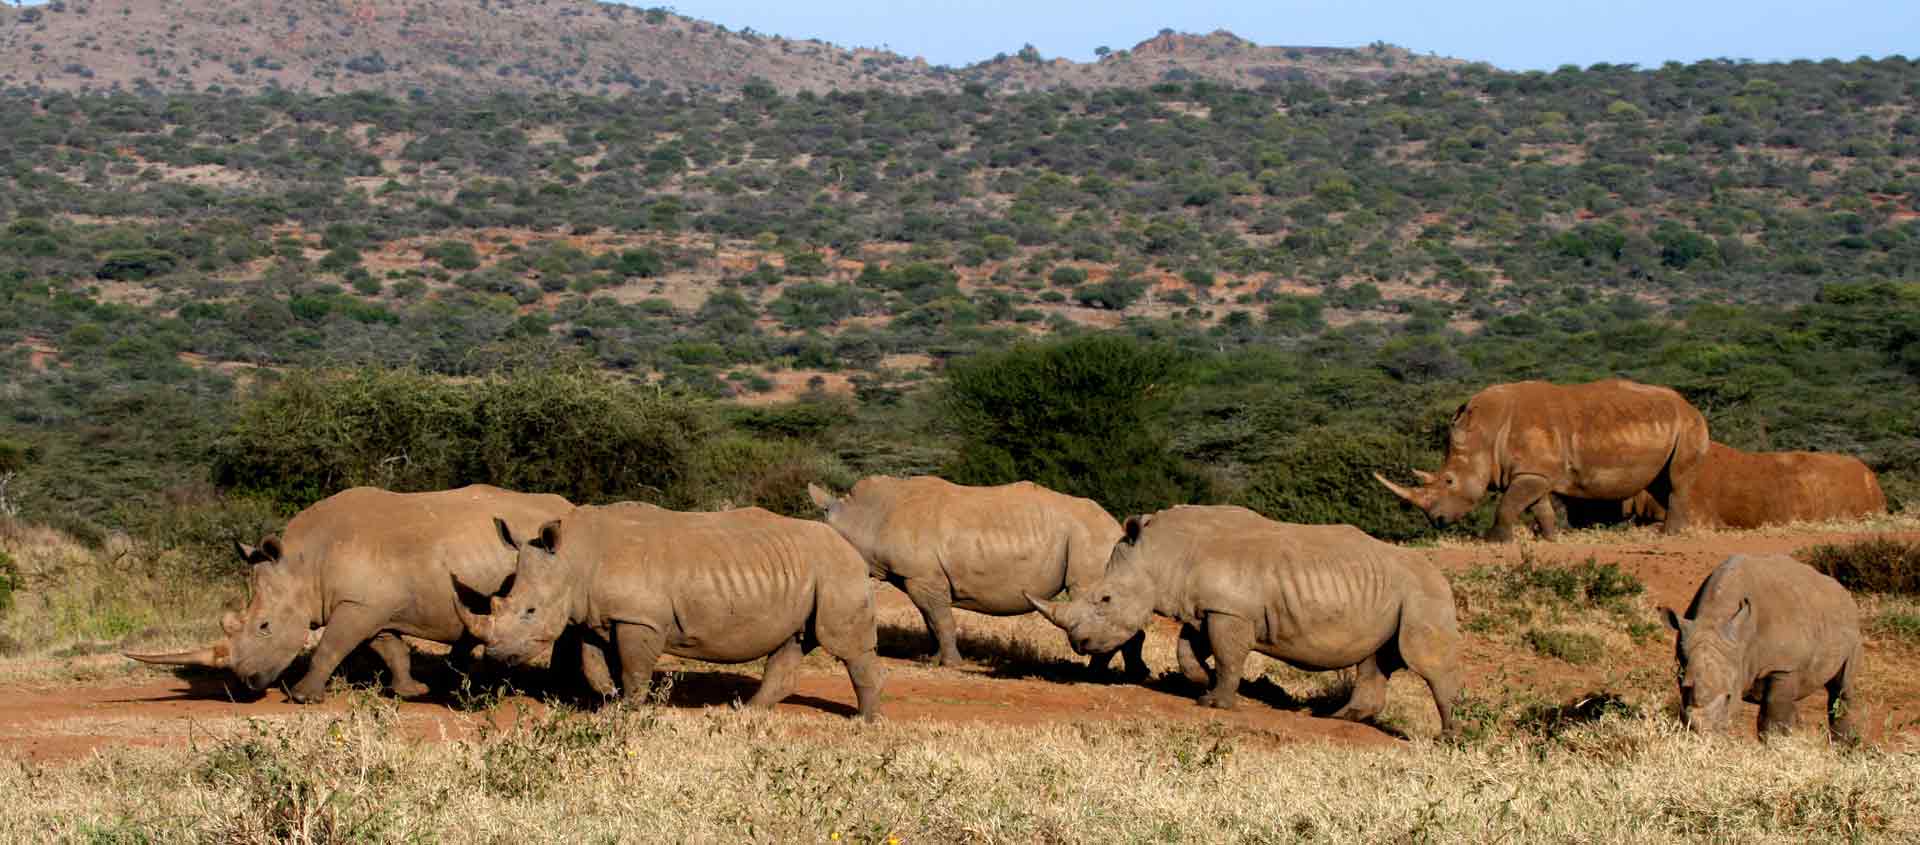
[2,49,1919,843]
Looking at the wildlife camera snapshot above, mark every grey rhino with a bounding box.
[1661,554,1862,741]
[1030,505,1463,735]
[126,485,574,703]
[808,476,1146,676]
[1376,378,1710,542]
[458,504,885,720]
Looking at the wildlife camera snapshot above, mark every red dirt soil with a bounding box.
[3,528,1917,763]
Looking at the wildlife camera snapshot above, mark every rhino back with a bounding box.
[1685,555,1858,679]
[845,477,1099,611]
[1694,446,1885,528]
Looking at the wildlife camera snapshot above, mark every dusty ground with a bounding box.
[3,525,1916,764]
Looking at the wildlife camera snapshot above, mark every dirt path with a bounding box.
[3,526,1916,763]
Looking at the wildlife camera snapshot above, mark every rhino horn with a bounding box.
[125,640,230,669]
[1412,469,1437,484]
[1025,593,1074,629]
[1374,471,1435,510]
[451,575,495,641]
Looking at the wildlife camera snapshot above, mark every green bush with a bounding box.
[1231,428,1440,541]
[1523,628,1604,665]
[1799,539,1920,595]
[0,550,17,618]
[95,249,180,281]
[941,333,1203,516]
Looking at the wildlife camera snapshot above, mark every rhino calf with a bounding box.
[127,485,574,703]
[1030,506,1463,736]
[810,476,1146,676]
[460,505,884,720]
[1662,554,1862,741]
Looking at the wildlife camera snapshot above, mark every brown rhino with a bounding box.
[1376,378,1710,542]
[126,485,574,703]
[1030,506,1464,736]
[1582,443,1886,530]
[1661,554,1861,741]
[808,476,1146,675]
[458,504,884,720]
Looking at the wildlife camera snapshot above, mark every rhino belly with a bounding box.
[666,600,812,664]
[1256,603,1399,671]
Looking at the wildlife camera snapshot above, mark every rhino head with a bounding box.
[456,517,571,669]
[1662,599,1753,734]
[1027,515,1159,655]
[126,537,315,691]
[1375,403,1495,525]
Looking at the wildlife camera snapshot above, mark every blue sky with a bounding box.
[648,0,1918,71]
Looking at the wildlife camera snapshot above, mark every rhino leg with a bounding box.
[580,638,618,698]
[1758,674,1799,739]
[613,622,668,703]
[813,576,885,721]
[1488,474,1553,543]
[368,632,431,699]
[902,577,964,666]
[1397,601,1464,737]
[1828,646,1862,744]
[1196,613,1252,710]
[747,635,805,709]
[1176,624,1213,686]
[1331,652,1391,724]
[1116,630,1150,680]
[290,604,389,704]
[1528,497,1560,541]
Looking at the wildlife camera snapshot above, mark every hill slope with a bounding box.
[0,0,1463,96]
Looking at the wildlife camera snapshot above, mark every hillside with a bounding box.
[1,54,1917,536]
[0,0,1462,97]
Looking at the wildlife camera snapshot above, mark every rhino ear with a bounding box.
[1123,514,1152,544]
[531,519,563,554]
[807,483,838,511]
[493,517,520,551]
[1719,598,1754,641]
[233,540,257,564]
[253,536,284,565]
[1661,606,1685,633]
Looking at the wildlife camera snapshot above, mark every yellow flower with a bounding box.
[828,834,841,842]
[888,837,900,845]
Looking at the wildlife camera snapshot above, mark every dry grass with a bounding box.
[0,520,233,684]
[1424,510,1920,550]
[0,694,1912,843]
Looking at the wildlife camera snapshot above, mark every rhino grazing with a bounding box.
[459,504,885,720]
[125,485,574,703]
[1662,554,1862,741]
[808,476,1146,675]
[1599,443,1886,530]
[1029,506,1463,735]
[1376,378,1710,542]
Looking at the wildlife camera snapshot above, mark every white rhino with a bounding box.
[127,485,574,703]
[809,476,1146,675]
[1032,505,1464,735]
[1662,554,1862,741]
[459,504,884,720]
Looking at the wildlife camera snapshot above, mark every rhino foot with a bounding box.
[391,679,431,699]
[1196,692,1238,710]
[288,683,328,705]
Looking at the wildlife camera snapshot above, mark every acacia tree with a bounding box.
[940,333,1203,516]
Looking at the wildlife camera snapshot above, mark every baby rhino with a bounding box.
[1029,505,1463,736]
[1662,554,1862,741]
[459,505,884,720]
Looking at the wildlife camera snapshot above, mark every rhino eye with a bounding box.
[1100,595,1112,604]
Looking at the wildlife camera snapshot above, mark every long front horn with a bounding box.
[1412,469,1437,484]
[125,641,230,668]
[1373,471,1433,509]
[451,575,495,641]
[1025,593,1072,629]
